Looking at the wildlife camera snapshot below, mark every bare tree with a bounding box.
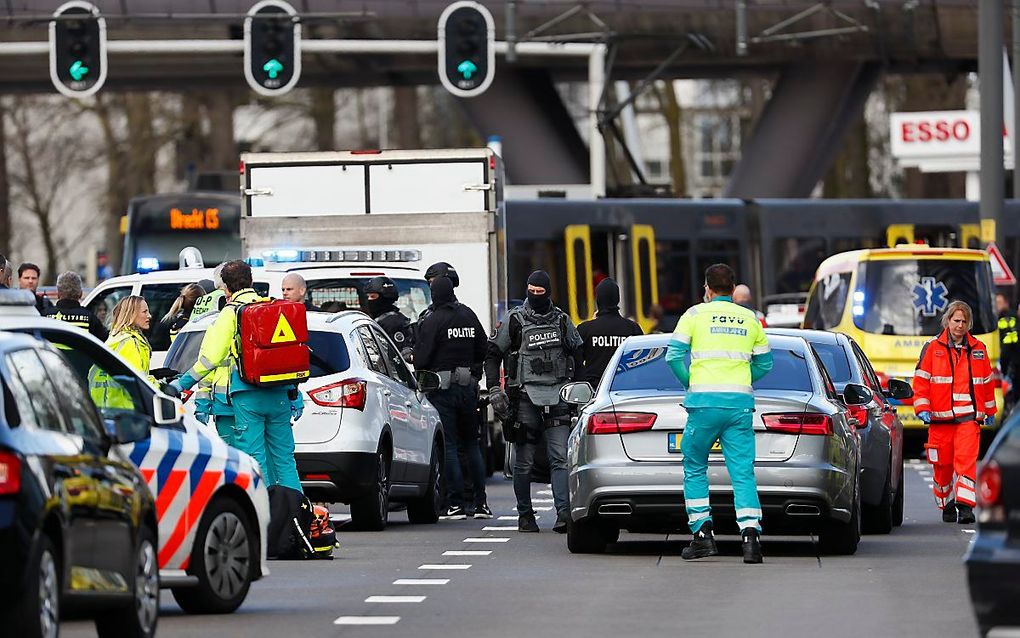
[0,102,9,256]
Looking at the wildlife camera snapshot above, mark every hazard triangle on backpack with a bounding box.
[235,300,311,387]
[988,243,1017,287]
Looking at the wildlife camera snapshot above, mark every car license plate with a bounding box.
[667,433,722,453]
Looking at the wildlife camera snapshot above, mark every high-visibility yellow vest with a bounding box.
[672,300,770,396]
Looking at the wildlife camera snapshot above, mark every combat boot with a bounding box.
[742,528,763,564]
[681,521,718,560]
[518,514,539,533]
[957,504,976,525]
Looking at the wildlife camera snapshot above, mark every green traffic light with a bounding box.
[457,59,477,80]
[69,60,89,81]
[263,58,284,79]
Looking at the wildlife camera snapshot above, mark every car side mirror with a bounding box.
[884,378,913,400]
[843,383,872,406]
[415,370,442,393]
[105,412,152,444]
[153,393,184,426]
[560,382,594,406]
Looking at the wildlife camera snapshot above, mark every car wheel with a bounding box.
[1,534,60,638]
[892,461,905,527]
[172,497,255,614]
[567,518,612,554]
[95,526,159,638]
[350,447,390,531]
[819,482,861,556]
[407,441,443,524]
[863,461,894,535]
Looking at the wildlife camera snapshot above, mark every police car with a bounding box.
[0,294,271,615]
[83,248,432,368]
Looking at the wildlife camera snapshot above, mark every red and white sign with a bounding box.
[890,110,1013,172]
[987,242,1017,287]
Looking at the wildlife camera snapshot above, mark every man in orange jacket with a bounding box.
[912,300,996,524]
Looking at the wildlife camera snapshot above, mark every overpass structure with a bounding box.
[0,1,993,195]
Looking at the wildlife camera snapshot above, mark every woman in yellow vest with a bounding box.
[90,295,156,409]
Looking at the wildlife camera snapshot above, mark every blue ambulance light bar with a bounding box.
[262,248,422,263]
[136,257,161,273]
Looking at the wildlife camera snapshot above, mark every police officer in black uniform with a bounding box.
[417,261,460,326]
[44,271,108,341]
[996,293,1019,409]
[413,275,491,520]
[365,276,414,359]
[486,270,583,533]
[578,278,643,387]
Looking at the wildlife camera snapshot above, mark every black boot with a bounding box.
[742,528,763,564]
[518,514,539,533]
[942,500,957,523]
[681,521,718,560]
[957,504,976,525]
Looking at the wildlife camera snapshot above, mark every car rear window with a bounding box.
[164,329,350,379]
[610,345,812,393]
[808,341,852,385]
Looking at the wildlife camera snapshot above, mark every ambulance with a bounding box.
[802,245,1001,432]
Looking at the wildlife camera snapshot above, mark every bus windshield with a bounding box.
[852,259,996,336]
[123,194,242,274]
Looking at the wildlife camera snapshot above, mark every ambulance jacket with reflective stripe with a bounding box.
[90,328,156,409]
[176,288,262,396]
[912,329,997,424]
[664,296,773,410]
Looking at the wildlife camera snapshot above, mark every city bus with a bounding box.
[121,192,242,274]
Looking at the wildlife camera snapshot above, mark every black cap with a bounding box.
[425,262,459,288]
[364,276,398,303]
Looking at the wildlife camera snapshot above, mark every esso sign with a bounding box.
[890,110,984,159]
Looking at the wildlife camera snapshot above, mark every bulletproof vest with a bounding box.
[514,309,572,406]
[378,310,411,347]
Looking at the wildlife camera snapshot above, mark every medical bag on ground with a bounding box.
[235,299,310,387]
[309,504,339,559]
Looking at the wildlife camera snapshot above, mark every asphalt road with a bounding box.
[64,458,982,638]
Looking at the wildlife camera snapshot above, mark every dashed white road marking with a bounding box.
[533,498,554,503]
[334,617,401,626]
[444,550,491,556]
[962,529,976,534]
[393,579,450,585]
[419,564,471,570]
[464,537,511,543]
[365,596,426,603]
[482,526,518,531]
[537,490,553,495]
[534,506,554,512]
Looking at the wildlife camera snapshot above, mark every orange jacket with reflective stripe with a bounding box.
[912,329,997,424]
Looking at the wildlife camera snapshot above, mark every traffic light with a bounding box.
[49,1,107,98]
[244,0,301,96]
[438,1,495,98]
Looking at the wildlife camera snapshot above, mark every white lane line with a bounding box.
[482,526,518,531]
[962,529,976,534]
[534,506,554,512]
[464,537,511,543]
[365,596,426,603]
[444,550,491,556]
[533,498,554,503]
[537,490,553,495]
[419,564,471,570]
[393,579,449,585]
[334,617,401,626]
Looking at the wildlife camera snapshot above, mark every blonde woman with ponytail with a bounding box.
[90,295,157,408]
[160,283,207,344]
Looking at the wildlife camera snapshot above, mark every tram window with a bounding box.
[775,237,826,294]
[571,237,591,319]
[694,239,740,287]
[656,240,691,318]
[510,239,561,303]
[803,272,851,330]
[831,236,882,253]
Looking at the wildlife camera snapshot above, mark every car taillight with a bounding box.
[308,379,367,410]
[0,451,21,495]
[978,461,1002,508]
[762,413,833,435]
[846,405,868,429]
[587,411,657,435]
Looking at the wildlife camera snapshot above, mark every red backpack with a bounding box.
[234,299,311,387]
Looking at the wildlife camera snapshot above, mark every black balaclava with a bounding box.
[526,270,552,313]
[595,278,620,315]
[430,275,455,306]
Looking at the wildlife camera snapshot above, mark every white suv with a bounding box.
[166,310,444,531]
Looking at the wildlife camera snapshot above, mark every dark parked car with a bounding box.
[966,410,1020,636]
[769,328,910,534]
[0,327,159,638]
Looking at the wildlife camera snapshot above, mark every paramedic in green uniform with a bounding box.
[665,263,773,564]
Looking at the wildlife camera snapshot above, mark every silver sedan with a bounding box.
[564,333,867,555]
